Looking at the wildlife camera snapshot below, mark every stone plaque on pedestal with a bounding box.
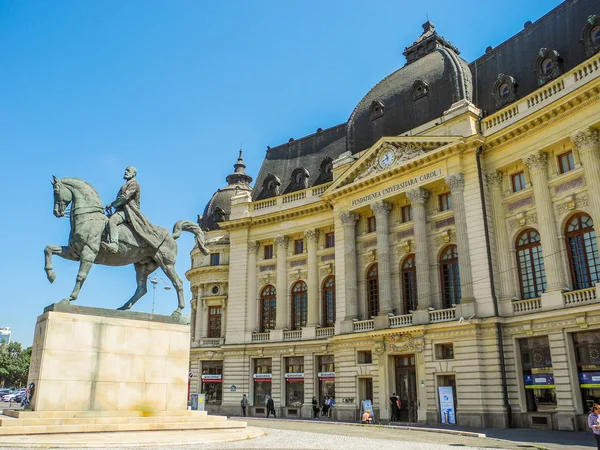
[28,303,190,412]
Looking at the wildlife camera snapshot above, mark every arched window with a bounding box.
[401,254,417,312]
[367,264,379,317]
[322,276,335,327]
[566,213,600,290]
[291,281,308,330]
[516,229,547,299]
[440,246,461,307]
[260,285,276,332]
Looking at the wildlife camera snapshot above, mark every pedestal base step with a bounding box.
[0,410,246,436]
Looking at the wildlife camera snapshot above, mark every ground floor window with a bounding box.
[253,358,272,405]
[573,330,600,411]
[285,356,304,406]
[317,355,335,409]
[201,361,223,403]
[519,336,555,411]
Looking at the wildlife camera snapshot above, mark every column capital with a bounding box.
[304,229,320,242]
[370,200,391,217]
[571,128,599,153]
[248,241,260,254]
[274,235,289,248]
[339,211,359,228]
[522,150,548,173]
[407,187,430,205]
[485,170,503,189]
[445,172,465,193]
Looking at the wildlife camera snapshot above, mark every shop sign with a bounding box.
[201,374,222,383]
[579,371,600,388]
[317,371,336,381]
[284,372,304,381]
[438,386,456,424]
[252,373,272,382]
[524,373,555,389]
[350,167,444,208]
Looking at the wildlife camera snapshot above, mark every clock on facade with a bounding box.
[379,149,396,168]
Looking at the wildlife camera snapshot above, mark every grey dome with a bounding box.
[347,22,472,154]
[200,150,253,231]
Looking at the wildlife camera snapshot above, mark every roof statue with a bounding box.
[44,167,209,317]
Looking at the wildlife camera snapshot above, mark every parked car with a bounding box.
[1,392,17,402]
[0,389,12,397]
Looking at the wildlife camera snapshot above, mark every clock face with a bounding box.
[379,150,395,168]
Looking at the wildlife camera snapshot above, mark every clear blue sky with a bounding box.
[0,0,561,346]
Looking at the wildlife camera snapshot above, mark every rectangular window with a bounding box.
[201,361,223,404]
[435,343,454,360]
[318,355,335,409]
[511,171,526,192]
[210,253,220,265]
[519,336,556,412]
[558,151,575,174]
[285,356,304,407]
[401,205,412,223]
[264,244,273,260]
[325,232,335,248]
[357,350,372,364]
[367,216,376,233]
[253,358,272,406]
[573,331,600,412]
[207,306,222,338]
[294,239,304,255]
[439,193,452,211]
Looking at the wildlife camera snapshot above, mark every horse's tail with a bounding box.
[172,220,209,255]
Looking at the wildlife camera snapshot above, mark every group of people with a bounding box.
[240,394,277,418]
[310,395,335,419]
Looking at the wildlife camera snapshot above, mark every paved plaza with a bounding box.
[0,418,595,450]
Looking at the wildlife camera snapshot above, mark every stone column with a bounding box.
[195,286,204,340]
[445,173,475,303]
[371,200,393,315]
[523,151,567,293]
[571,129,600,226]
[407,187,431,324]
[486,171,518,308]
[246,241,259,334]
[275,236,290,330]
[340,212,359,319]
[305,229,320,327]
[190,299,198,343]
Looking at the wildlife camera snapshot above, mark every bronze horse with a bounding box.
[45,176,208,316]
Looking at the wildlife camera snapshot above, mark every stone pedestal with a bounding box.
[28,303,190,413]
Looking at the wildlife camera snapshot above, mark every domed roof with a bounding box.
[347,22,472,154]
[199,150,253,231]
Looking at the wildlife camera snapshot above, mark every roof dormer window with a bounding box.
[290,168,310,191]
[492,74,518,109]
[369,100,384,121]
[582,15,600,57]
[412,80,428,100]
[534,48,562,86]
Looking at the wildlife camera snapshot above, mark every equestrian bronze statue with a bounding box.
[44,169,209,317]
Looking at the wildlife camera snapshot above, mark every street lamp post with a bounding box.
[150,274,171,315]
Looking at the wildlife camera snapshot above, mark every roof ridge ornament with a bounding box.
[403,21,459,65]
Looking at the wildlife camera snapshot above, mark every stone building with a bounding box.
[186,0,600,430]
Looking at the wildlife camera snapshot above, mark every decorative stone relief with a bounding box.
[371,200,391,217]
[289,259,306,268]
[386,334,425,353]
[321,253,335,262]
[507,212,538,233]
[445,173,465,193]
[304,229,320,242]
[319,263,334,277]
[434,230,455,248]
[397,239,413,256]
[274,235,289,248]
[555,194,589,217]
[357,142,426,180]
[288,269,308,281]
[492,74,519,109]
[407,186,429,205]
[522,151,548,172]
[339,211,359,228]
[571,128,599,152]
[373,340,385,356]
[434,216,455,229]
[248,241,260,254]
[553,176,585,196]
[362,238,377,249]
[362,249,377,264]
[506,196,534,213]
[485,170,503,189]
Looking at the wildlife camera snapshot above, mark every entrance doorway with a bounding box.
[395,354,417,423]
[358,378,373,404]
[437,374,457,424]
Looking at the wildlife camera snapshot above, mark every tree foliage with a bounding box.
[0,342,31,388]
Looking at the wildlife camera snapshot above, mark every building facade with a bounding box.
[0,328,10,345]
[187,0,600,430]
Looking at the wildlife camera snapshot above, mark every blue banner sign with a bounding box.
[524,373,555,389]
[579,372,600,388]
[438,386,456,424]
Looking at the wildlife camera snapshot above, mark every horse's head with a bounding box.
[51,175,72,218]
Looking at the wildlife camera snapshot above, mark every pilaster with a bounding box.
[275,235,290,330]
[246,241,259,334]
[407,187,431,323]
[371,200,393,316]
[571,128,600,226]
[305,229,320,326]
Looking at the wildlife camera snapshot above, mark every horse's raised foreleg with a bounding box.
[44,245,77,283]
[117,262,157,311]
[62,259,94,303]
[159,263,185,317]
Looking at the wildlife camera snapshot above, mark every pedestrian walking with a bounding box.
[389,392,399,422]
[240,394,248,417]
[589,403,600,450]
[266,395,276,418]
[312,396,319,419]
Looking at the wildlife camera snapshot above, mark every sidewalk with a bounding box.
[230,415,595,449]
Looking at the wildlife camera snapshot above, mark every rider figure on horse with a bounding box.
[103,166,166,253]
